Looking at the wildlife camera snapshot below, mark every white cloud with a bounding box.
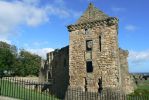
[0,0,81,41]
[125,25,137,31]
[129,50,149,64]
[0,0,49,38]
[27,48,54,59]
[0,38,11,44]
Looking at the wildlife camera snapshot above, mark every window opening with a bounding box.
[86,40,93,51]
[86,61,93,73]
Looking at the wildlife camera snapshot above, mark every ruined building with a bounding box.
[39,3,134,97]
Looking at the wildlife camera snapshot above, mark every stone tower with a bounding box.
[39,4,134,98]
[68,3,124,92]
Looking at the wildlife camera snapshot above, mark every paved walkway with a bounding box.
[0,96,20,100]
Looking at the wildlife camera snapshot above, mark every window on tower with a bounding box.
[86,40,93,51]
[99,36,101,52]
[85,28,88,34]
[86,61,93,73]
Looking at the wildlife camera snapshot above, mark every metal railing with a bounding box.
[0,77,149,100]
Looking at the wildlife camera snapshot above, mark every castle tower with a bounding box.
[67,3,121,92]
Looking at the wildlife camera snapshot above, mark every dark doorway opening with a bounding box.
[98,78,103,93]
[84,77,87,91]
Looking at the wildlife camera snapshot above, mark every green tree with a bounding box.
[0,48,15,76]
[0,41,17,56]
[0,41,41,76]
[18,50,41,76]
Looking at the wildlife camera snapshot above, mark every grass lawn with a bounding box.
[137,80,149,90]
[131,80,149,96]
[0,79,59,100]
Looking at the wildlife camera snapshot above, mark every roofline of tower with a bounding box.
[67,17,119,32]
[76,3,109,24]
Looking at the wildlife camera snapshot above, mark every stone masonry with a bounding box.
[39,46,69,98]
[68,3,134,93]
[39,3,135,99]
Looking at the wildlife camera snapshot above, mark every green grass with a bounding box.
[126,80,149,100]
[130,80,149,96]
[138,85,149,89]
[135,80,149,95]
[0,79,59,100]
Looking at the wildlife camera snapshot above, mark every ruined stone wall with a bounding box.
[119,48,135,93]
[39,59,48,82]
[47,46,69,98]
[69,18,121,92]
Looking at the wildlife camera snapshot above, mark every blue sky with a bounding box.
[0,0,149,73]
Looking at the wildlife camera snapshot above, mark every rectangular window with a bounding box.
[86,61,93,73]
[86,40,93,51]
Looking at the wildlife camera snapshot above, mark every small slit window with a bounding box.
[86,61,93,73]
[99,36,101,52]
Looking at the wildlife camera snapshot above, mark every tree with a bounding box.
[0,48,15,76]
[18,50,41,76]
[0,41,41,76]
[0,41,17,56]
[0,41,18,76]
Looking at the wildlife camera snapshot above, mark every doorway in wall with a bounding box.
[98,77,103,93]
